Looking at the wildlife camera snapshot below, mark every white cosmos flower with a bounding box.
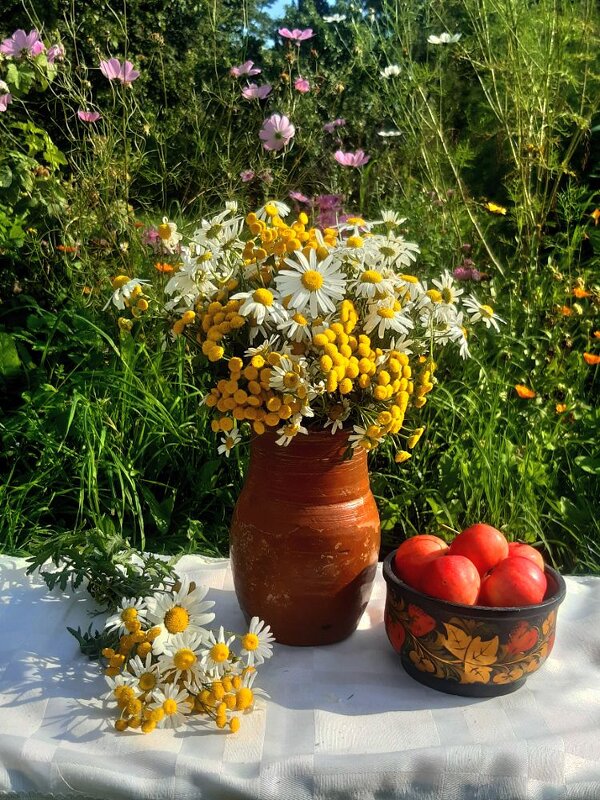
[239,617,276,666]
[231,287,286,326]
[217,428,241,458]
[128,652,162,697]
[364,297,414,340]
[158,631,206,685]
[428,32,462,45]
[463,295,505,332]
[145,576,215,654]
[105,597,147,635]
[275,249,346,319]
[151,684,192,729]
[276,415,309,447]
[380,64,401,78]
[200,626,236,677]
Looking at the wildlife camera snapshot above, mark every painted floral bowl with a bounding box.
[382,551,566,697]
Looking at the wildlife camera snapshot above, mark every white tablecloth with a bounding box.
[0,554,599,800]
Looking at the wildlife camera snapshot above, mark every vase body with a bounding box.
[229,429,380,646]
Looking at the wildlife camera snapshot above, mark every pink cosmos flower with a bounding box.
[323,118,346,134]
[278,28,315,43]
[334,149,370,167]
[289,190,311,204]
[240,170,256,182]
[294,76,310,94]
[77,110,101,123]
[47,44,65,63]
[142,227,160,250]
[0,29,45,58]
[259,113,295,151]
[0,93,12,113]
[242,83,272,100]
[230,60,261,78]
[99,58,140,85]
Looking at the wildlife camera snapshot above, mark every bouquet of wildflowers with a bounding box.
[109,201,503,460]
[101,574,274,734]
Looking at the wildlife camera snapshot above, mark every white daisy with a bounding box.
[348,424,385,451]
[105,597,147,635]
[217,428,241,458]
[323,13,346,23]
[268,356,314,401]
[200,626,236,677]
[104,278,149,311]
[275,249,346,319]
[378,129,402,138]
[380,64,401,78]
[230,287,286,327]
[365,231,421,268]
[463,295,505,332]
[277,310,312,343]
[102,672,136,704]
[276,416,309,447]
[128,652,162,697]
[191,209,244,255]
[239,617,275,667]
[256,200,291,220]
[151,684,192,729]
[363,297,414,340]
[145,576,215,654]
[323,399,351,434]
[389,334,415,355]
[352,267,397,300]
[157,217,183,253]
[158,631,206,685]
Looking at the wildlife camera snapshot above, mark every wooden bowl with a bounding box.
[382,551,566,696]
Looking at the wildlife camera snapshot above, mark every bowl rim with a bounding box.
[382,550,567,615]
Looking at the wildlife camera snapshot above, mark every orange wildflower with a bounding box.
[590,208,600,226]
[593,331,600,339]
[82,286,92,296]
[558,305,572,316]
[573,287,591,299]
[583,352,600,366]
[515,384,536,399]
[56,244,78,253]
[555,403,567,414]
[134,221,145,229]
[154,262,174,273]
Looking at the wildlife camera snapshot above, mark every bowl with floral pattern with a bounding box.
[382,550,566,697]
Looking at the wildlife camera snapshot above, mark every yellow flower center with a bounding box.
[173,648,197,671]
[292,312,308,325]
[265,203,278,216]
[361,270,383,284]
[253,288,274,306]
[301,270,324,291]
[480,304,494,318]
[112,274,130,289]
[241,633,260,652]
[377,307,396,319]
[121,607,138,623]
[139,673,157,691]
[426,289,442,303]
[157,223,172,240]
[400,274,418,283]
[163,698,178,715]
[210,643,230,663]
[163,606,190,634]
[283,371,300,389]
[346,216,365,225]
[225,436,236,449]
[347,235,364,248]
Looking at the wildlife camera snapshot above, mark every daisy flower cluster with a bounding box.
[109,201,504,461]
[101,575,274,734]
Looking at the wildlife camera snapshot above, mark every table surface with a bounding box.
[1,554,599,800]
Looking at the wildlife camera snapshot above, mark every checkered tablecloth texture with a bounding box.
[1,553,599,800]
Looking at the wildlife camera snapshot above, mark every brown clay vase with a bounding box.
[229,429,380,646]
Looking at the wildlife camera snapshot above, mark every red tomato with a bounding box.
[508,541,545,573]
[477,556,547,607]
[420,555,481,605]
[448,523,509,576]
[393,535,448,589]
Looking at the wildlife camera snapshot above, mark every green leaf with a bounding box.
[0,333,21,378]
[574,456,600,475]
[0,166,13,188]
